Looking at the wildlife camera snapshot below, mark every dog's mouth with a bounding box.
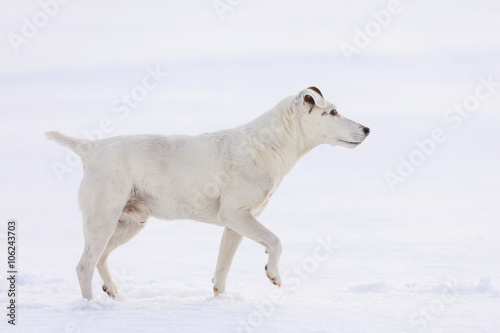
[339,140,362,145]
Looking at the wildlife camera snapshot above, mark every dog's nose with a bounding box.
[363,127,370,135]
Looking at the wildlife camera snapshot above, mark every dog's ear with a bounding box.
[298,86,327,112]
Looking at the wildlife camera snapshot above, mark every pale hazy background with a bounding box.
[1,1,499,332]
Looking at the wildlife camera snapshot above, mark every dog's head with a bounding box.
[294,86,370,149]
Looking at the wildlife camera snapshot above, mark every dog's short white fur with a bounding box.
[46,86,369,300]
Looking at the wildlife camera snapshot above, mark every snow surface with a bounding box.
[1,1,500,332]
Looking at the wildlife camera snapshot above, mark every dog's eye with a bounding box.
[330,109,337,116]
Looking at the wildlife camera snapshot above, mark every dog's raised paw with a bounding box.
[266,273,281,287]
[102,284,116,298]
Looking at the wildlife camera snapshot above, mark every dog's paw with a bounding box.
[102,284,117,298]
[212,276,226,295]
[265,265,281,287]
[213,285,226,295]
[266,273,282,287]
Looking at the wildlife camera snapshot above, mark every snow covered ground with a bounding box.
[1,1,499,332]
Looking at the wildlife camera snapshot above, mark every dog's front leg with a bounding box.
[212,227,243,295]
[219,210,283,287]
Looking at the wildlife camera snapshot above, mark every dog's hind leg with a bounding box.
[76,212,121,301]
[97,214,147,298]
[212,227,243,295]
[76,174,131,300]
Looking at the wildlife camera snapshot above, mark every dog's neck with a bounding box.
[240,97,318,176]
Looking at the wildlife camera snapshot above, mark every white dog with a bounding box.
[46,86,370,300]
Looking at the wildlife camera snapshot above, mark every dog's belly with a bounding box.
[122,185,223,225]
[154,191,222,224]
[127,166,227,225]
[126,172,275,225]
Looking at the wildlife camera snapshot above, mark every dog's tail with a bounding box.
[45,131,94,157]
